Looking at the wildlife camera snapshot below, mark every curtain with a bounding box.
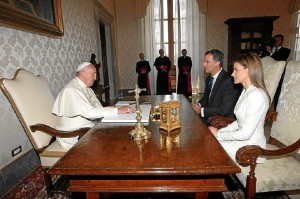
[144,0,206,94]
[144,0,161,95]
[174,0,206,93]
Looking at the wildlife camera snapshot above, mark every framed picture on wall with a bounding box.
[0,0,64,38]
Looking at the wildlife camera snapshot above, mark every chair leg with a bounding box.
[43,168,54,198]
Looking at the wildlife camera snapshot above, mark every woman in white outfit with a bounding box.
[209,53,270,163]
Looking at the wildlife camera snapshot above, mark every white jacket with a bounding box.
[217,85,269,163]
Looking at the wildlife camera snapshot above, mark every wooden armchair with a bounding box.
[236,61,300,198]
[0,69,90,197]
[209,56,286,129]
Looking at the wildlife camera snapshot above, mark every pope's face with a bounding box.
[81,65,96,87]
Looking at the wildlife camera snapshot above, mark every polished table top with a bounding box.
[48,94,240,176]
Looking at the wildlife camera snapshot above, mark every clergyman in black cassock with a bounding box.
[136,53,151,95]
[177,49,192,98]
[154,49,172,95]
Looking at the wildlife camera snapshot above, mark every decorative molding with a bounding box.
[197,0,207,15]
[290,0,300,12]
[135,0,150,18]
[95,1,114,24]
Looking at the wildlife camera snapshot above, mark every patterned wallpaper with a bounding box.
[0,0,98,168]
[115,0,140,89]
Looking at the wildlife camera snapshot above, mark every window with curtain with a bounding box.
[294,11,300,60]
[144,0,206,94]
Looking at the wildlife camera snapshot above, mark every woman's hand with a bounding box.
[118,106,135,114]
[208,126,218,138]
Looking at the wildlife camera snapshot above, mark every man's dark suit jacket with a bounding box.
[199,69,241,120]
[271,47,291,61]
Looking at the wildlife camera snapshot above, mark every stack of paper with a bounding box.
[115,101,135,106]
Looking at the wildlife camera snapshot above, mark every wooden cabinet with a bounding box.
[225,16,279,73]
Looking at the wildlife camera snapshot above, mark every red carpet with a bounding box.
[2,165,46,199]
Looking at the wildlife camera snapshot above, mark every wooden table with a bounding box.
[48,94,240,199]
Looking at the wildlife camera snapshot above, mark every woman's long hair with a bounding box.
[234,53,271,106]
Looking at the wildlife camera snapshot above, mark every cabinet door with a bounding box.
[225,16,279,68]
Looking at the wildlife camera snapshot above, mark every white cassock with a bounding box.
[217,85,269,163]
[52,77,118,149]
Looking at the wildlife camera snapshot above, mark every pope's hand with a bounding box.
[118,106,135,114]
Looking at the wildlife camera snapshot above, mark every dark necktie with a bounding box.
[208,76,214,93]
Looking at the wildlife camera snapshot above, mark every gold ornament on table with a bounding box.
[159,100,181,132]
[128,85,151,141]
[150,105,160,121]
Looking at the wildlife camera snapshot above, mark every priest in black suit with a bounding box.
[136,53,151,95]
[193,49,241,124]
[177,49,192,98]
[154,49,172,95]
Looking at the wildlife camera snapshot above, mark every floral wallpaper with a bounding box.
[0,0,98,168]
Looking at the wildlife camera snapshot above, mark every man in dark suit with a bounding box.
[270,34,291,61]
[270,34,291,110]
[193,49,240,124]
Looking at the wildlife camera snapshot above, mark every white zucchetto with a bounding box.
[76,62,91,72]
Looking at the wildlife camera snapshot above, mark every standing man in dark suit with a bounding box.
[154,49,172,95]
[177,49,192,98]
[136,53,151,95]
[270,34,290,61]
[193,49,240,124]
[270,34,291,110]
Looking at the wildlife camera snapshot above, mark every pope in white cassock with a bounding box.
[52,62,134,149]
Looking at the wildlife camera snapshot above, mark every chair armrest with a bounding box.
[236,139,300,199]
[265,111,278,121]
[208,112,278,130]
[236,139,300,165]
[30,124,90,138]
[208,115,236,129]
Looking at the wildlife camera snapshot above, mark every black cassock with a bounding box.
[177,56,192,98]
[154,56,171,95]
[136,60,151,95]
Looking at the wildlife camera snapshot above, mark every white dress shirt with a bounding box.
[52,77,118,149]
[217,85,269,163]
